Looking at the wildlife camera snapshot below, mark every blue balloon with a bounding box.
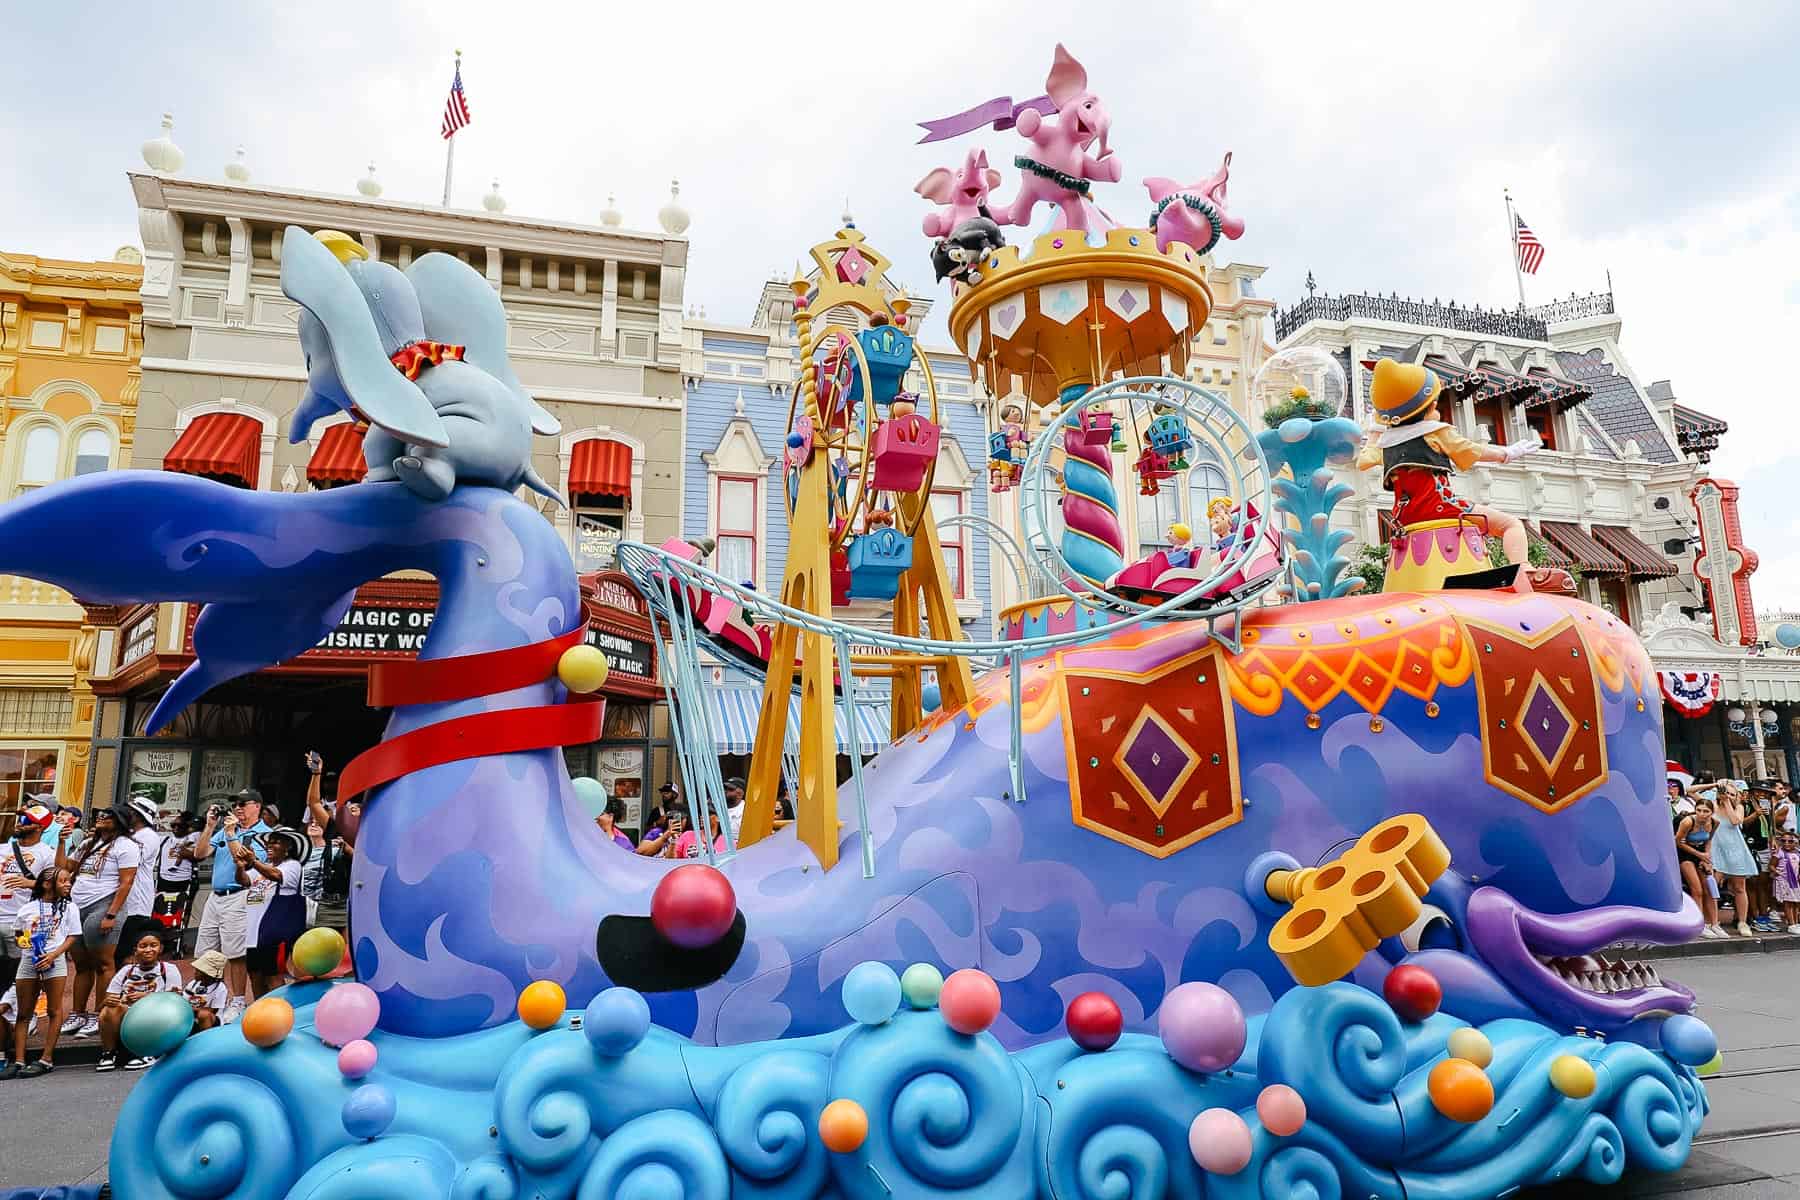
[342,1083,397,1139]
[584,986,652,1057]
[1659,1014,1717,1067]
[786,433,806,449]
[842,960,902,1026]
[1777,623,1800,650]
[571,776,607,817]
[119,991,194,1059]
[921,684,942,715]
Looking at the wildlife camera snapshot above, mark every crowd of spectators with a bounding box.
[0,751,358,1079]
[1670,768,1799,938]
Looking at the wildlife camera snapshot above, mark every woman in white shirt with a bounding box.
[233,828,308,998]
[3,868,80,1077]
[57,808,141,1042]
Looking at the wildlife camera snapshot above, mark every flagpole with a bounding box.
[1504,187,1526,310]
[441,50,461,208]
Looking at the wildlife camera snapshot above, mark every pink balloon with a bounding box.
[939,968,1001,1035]
[1256,1084,1306,1137]
[314,982,381,1048]
[1159,982,1246,1073]
[337,1038,378,1079]
[1188,1108,1253,1175]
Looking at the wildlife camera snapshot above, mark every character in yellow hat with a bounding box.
[1355,358,1539,565]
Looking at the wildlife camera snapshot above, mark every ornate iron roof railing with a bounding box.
[1526,292,1617,326]
[1273,292,1552,342]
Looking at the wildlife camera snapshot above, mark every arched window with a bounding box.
[17,426,61,494]
[73,428,111,476]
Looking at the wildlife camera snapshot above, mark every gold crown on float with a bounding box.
[950,226,1210,312]
[790,227,909,329]
[947,227,1215,405]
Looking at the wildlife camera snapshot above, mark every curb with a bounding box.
[1614,933,1800,961]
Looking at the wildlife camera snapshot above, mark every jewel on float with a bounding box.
[1256,1084,1306,1137]
[1549,1053,1597,1099]
[901,963,944,1009]
[1159,982,1246,1073]
[1383,964,1442,1023]
[1445,1027,1493,1069]
[842,961,902,1026]
[1427,1057,1494,1123]
[1188,1108,1252,1174]
[584,987,652,1056]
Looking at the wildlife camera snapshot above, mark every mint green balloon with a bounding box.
[901,963,944,1009]
[121,990,194,1058]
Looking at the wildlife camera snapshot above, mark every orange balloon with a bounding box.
[818,1098,869,1153]
[517,980,567,1030]
[241,996,295,1048]
[1427,1057,1494,1124]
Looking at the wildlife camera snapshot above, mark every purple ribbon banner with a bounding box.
[917,94,1055,144]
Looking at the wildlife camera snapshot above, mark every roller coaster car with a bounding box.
[870,412,941,492]
[1106,503,1283,606]
[845,324,916,409]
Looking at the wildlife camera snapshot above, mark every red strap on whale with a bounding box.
[367,621,589,708]
[341,620,602,804]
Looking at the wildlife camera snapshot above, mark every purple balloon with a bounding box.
[337,1038,378,1079]
[314,982,381,1048]
[1159,982,1246,1073]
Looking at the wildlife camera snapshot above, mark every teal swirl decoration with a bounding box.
[574,1111,731,1200]
[289,1135,461,1199]
[1034,1040,1258,1200]
[453,1154,521,1200]
[829,1015,1038,1194]
[711,1049,832,1194]
[106,977,1706,1199]
[1254,983,1409,1160]
[1254,416,1364,602]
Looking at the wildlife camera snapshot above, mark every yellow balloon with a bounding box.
[1445,1028,1493,1069]
[557,645,610,694]
[1549,1054,1597,1099]
[518,980,567,1030]
[292,926,347,978]
[1697,1051,1723,1078]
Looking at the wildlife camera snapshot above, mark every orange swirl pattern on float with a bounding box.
[1226,593,1473,718]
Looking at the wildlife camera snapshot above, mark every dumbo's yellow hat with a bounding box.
[1369,358,1441,426]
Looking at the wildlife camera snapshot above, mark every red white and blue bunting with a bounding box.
[1659,670,1723,718]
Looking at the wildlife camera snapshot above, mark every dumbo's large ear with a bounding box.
[914,168,954,204]
[1046,43,1088,107]
[407,252,560,436]
[281,227,448,449]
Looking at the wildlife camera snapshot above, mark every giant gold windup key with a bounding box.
[1265,814,1452,986]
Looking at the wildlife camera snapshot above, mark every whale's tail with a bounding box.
[0,471,429,732]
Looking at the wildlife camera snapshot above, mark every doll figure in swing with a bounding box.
[1355,358,1569,592]
[988,402,1028,492]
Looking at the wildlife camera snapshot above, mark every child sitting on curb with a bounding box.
[96,931,181,1071]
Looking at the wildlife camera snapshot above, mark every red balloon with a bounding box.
[1383,964,1442,1023]
[651,864,737,949]
[1065,991,1124,1051]
[939,968,1002,1035]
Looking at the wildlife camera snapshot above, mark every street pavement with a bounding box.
[7,951,1800,1195]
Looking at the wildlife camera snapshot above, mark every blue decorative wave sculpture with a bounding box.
[108,979,1704,1199]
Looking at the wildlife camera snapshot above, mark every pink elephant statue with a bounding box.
[1144,152,1246,256]
[1000,44,1121,234]
[916,148,1006,238]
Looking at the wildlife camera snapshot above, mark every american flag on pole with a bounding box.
[441,63,471,139]
[1514,213,1545,275]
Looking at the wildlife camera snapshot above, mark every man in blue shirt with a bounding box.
[191,788,269,1024]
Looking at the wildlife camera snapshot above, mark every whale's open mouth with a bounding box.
[1466,886,1700,1031]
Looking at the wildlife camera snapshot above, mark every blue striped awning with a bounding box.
[697,688,892,755]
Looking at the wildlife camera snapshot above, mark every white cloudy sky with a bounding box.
[6,1,1799,602]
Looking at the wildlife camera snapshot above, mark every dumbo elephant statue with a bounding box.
[283,226,562,503]
[1001,44,1121,234]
